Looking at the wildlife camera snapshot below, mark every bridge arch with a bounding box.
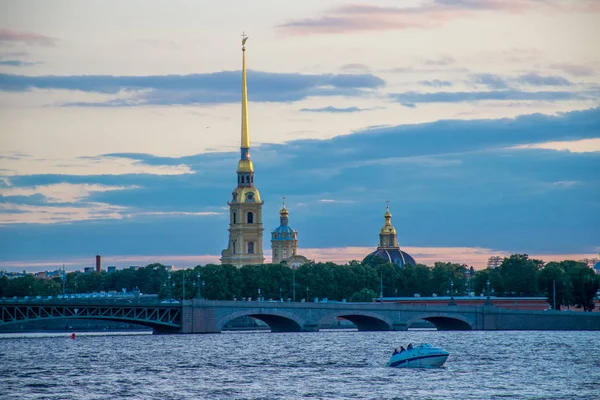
[407,313,474,330]
[317,311,394,332]
[215,309,306,333]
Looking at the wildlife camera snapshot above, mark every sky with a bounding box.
[0,0,599,272]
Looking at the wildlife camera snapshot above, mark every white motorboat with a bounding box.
[387,343,449,368]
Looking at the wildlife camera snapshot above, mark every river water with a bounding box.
[1,330,598,400]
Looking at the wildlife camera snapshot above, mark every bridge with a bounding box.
[0,299,181,333]
[3,298,599,333]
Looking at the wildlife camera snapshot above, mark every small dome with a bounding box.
[380,205,396,235]
[594,261,600,272]
[364,249,417,268]
[280,205,289,216]
[272,225,296,240]
[237,159,254,173]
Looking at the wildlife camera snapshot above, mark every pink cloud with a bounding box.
[0,29,57,47]
[277,1,597,35]
[2,247,597,272]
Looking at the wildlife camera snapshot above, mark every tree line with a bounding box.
[1,254,598,311]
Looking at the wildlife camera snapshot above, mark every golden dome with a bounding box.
[232,186,261,203]
[280,205,289,216]
[380,205,396,235]
[237,159,254,173]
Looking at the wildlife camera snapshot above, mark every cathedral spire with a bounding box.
[241,32,250,150]
[237,32,254,183]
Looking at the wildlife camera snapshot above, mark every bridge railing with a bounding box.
[0,296,171,306]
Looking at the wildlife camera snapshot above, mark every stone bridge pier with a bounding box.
[181,300,600,334]
[182,300,483,333]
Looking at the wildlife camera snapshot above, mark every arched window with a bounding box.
[247,212,253,224]
[273,249,278,260]
[232,241,236,254]
[282,248,288,260]
[248,241,254,254]
[246,175,250,183]
[233,212,237,224]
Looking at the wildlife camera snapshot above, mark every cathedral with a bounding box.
[220,36,265,267]
[220,37,412,269]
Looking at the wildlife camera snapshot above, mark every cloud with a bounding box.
[550,63,596,77]
[299,106,374,113]
[517,72,572,86]
[0,29,57,47]
[472,73,509,89]
[0,71,385,106]
[0,183,140,203]
[390,89,588,104]
[514,138,600,153]
[419,79,453,87]
[1,108,598,258]
[276,1,594,35]
[0,60,40,67]
[423,55,455,66]
[340,63,370,73]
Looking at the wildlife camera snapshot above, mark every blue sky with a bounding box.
[0,0,599,270]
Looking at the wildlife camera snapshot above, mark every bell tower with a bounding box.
[220,34,265,267]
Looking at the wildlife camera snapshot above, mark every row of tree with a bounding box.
[1,254,598,310]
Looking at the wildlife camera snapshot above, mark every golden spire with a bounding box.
[241,32,250,149]
[237,32,254,174]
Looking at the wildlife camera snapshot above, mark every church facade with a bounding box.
[220,37,265,267]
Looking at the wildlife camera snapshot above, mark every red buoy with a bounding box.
[71,333,76,339]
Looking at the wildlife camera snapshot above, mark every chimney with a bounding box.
[95,255,102,273]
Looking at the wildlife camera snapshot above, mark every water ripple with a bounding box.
[1,330,599,399]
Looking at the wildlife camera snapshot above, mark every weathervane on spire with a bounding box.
[385,199,390,210]
[241,31,249,50]
[282,196,286,207]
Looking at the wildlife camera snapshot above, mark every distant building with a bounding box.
[96,255,102,273]
[270,200,309,268]
[84,267,94,273]
[593,261,600,275]
[487,256,503,269]
[128,266,140,270]
[34,271,47,279]
[580,258,598,268]
[107,266,117,273]
[363,203,417,268]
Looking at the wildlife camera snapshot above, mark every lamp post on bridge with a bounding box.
[167,273,172,300]
[485,280,493,306]
[448,280,456,305]
[196,272,202,299]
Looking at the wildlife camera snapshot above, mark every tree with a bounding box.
[349,288,377,303]
[563,261,599,311]
[538,262,571,309]
[499,254,542,296]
